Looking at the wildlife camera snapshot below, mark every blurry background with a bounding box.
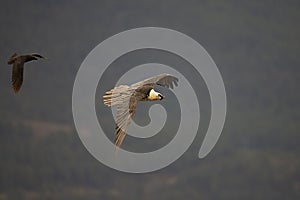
[0,0,299,199]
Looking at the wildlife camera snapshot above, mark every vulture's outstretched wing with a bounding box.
[131,73,178,89]
[114,95,138,148]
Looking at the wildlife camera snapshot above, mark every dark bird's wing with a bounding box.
[12,61,24,93]
[114,94,138,148]
[30,53,45,59]
[18,53,46,63]
[131,73,178,89]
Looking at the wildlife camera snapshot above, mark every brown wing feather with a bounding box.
[103,85,131,107]
[23,55,38,63]
[30,53,45,59]
[114,95,137,149]
[12,62,24,93]
[131,73,178,89]
[22,53,46,62]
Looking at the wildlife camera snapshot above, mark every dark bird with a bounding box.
[103,73,179,149]
[7,53,47,93]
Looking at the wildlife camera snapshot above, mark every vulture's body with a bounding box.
[103,73,179,149]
